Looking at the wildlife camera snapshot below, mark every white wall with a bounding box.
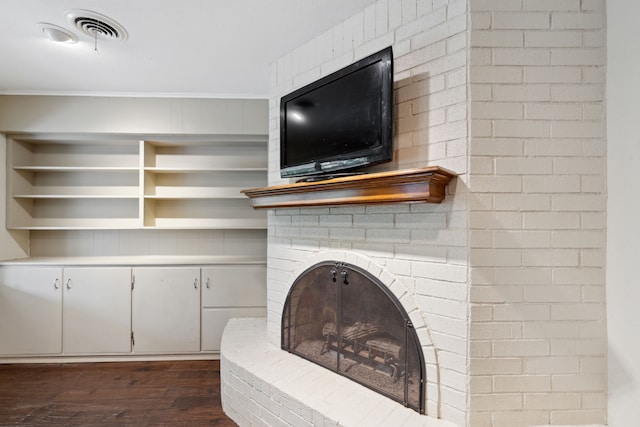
[0,133,29,259]
[0,96,267,135]
[606,1,640,425]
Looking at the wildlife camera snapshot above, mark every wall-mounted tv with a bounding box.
[280,46,393,180]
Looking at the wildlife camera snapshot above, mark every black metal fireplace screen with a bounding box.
[281,261,425,414]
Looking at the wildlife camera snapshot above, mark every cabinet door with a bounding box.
[0,267,62,355]
[201,265,266,307]
[132,267,200,353]
[201,265,266,351]
[62,267,132,354]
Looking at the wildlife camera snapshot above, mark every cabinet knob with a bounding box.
[66,278,72,290]
[194,278,198,289]
[205,278,210,289]
[53,278,59,290]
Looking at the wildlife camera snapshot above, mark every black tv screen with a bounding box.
[280,46,393,179]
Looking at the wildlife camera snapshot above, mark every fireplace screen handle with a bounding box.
[341,270,349,285]
[330,268,349,284]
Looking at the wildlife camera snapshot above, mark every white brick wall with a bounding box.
[266,0,470,425]
[221,318,459,427]
[219,0,608,426]
[468,1,606,427]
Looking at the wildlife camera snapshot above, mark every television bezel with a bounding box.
[279,46,393,179]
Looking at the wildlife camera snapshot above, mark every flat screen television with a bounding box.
[280,46,393,180]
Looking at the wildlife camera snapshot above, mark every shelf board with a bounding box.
[10,222,267,231]
[9,218,142,230]
[0,256,267,266]
[145,187,247,199]
[145,135,268,146]
[144,167,268,173]
[144,196,246,200]
[11,186,139,198]
[14,166,139,172]
[146,218,268,229]
[14,195,139,199]
[242,166,457,209]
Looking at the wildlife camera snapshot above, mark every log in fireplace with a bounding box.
[281,261,425,414]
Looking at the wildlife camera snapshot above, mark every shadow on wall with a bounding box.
[393,72,432,170]
[608,343,635,398]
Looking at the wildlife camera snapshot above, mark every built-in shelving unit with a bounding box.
[7,136,268,230]
[0,99,270,361]
[141,140,267,229]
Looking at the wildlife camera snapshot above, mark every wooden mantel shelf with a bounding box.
[241,166,456,209]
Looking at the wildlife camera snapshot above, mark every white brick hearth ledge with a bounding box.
[221,318,456,427]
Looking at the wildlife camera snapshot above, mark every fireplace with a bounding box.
[281,261,425,414]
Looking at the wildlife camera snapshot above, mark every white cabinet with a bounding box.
[0,266,131,356]
[0,261,266,359]
[6,136,267,230]
[132,267,201,353]
[0,267,62,355]
[201,264,267,351]
[62,267,132,354]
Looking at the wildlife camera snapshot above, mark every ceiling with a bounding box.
[0,0,378,98]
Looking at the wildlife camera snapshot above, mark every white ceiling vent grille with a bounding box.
[65,10,128,41]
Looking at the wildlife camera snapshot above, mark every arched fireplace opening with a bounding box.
[281,261,426,414]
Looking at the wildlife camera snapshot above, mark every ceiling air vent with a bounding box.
[65,9,128,41]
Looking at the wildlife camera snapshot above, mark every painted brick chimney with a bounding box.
[223,1,606,426]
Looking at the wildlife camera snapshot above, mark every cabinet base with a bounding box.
[0,352,219,364]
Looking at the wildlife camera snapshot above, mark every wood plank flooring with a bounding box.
[0,360,237,426]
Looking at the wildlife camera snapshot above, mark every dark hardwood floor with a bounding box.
[0,360,237,426]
